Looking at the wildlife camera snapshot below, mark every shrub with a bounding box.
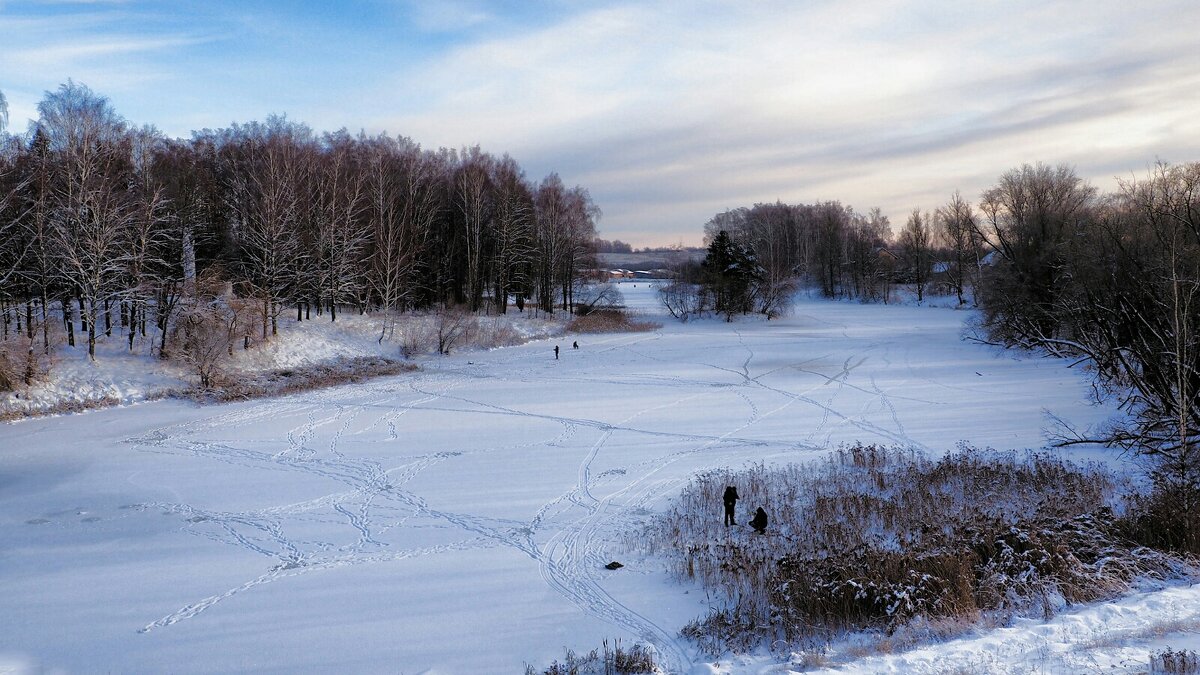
[632,443,1192,656]
[398,318,437,358]
[435,306,476,355]
[167,293,256,389]
[1122,455,1200,556]
[0,324,52,391]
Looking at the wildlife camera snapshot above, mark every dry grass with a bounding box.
[632,443,1195,657]
[1151,648,1200,674]
[0,394,138,423]
[192,356,417,402]
[525,639,658,674]
[567,309,661,334]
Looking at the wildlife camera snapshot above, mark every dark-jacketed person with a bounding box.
[722,485,739,526]
[750,507,768,534]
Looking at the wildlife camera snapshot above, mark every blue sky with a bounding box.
[2,0,1198,247]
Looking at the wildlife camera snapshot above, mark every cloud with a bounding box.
[354,0,1200,244]
[2,0,1196,246]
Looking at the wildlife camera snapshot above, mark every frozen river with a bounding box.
[0,289,1122,673]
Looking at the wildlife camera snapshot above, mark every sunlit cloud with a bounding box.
[1,0,1197,245]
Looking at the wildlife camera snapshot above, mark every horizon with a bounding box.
[2,1,1197,249]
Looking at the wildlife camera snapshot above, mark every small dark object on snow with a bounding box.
[604,561,624,570]
[554,345,560,359]
[573,341,579,349]
[722,485,739,526]
[750,507,768,534]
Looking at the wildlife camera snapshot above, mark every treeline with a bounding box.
[0,81,599,365]
[971,163,1198,471]
[592,237,633,254]
[685,162,1199,542]
[696,200,981,305]
[660,202,896,321]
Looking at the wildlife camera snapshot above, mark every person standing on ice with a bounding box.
[722,485,739,526]
[554,345,560,360]
[750,506,768,534]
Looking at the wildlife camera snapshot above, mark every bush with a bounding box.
[0,323,53,391]
[1123,454,1200,555]
[632,444,1192,656]
[435,306,476,355]
[167,291,256,389]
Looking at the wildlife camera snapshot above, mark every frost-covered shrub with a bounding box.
[168,296,255,388]
[397,317,437,358]
[0,323,53,391]
[1152,648,1200,674]
[435,306,476,355]
[634,444,1193,656]
[473,317,525,349]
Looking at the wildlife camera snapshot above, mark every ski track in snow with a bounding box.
[1,300,1128,672]
[127,327,860,670]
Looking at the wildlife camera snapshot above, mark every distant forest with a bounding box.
[684,161,1199,512]
[0,81,600,361]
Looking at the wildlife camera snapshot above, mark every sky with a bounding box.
[1,0,1198,247]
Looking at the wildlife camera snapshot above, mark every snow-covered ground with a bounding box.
[1,307,566,416]
[1,284,1196,673]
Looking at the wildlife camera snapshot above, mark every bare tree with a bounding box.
[434,305,475,355]
[314,131,369,322]
[454,146,493,313]
[224,120,310,339]
[38,81,134,359]
[935,192,981,306]
[898,208,934,303]
[170,274,254,389]
[975,163,1096,342]
[365,135,442,341]
[489,155,534,314]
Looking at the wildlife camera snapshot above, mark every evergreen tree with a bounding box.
[702,230,762,321]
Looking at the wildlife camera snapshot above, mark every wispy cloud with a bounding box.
[366,0,1200,243]
[1,0,1196,245]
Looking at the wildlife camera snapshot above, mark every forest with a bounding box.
[0,81,599,374]
[679,162,1200,550]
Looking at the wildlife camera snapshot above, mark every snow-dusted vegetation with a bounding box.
[636,444,1193,660]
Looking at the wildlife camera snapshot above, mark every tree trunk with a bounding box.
[182,226,197,296]
[64,299,75,347]
[128,299,137,351]
[87,302,96,361]
[41,292,51,353]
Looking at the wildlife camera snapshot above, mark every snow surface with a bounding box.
[1,283,1197,673]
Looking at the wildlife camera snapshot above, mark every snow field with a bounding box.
[1,284,1192,673]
